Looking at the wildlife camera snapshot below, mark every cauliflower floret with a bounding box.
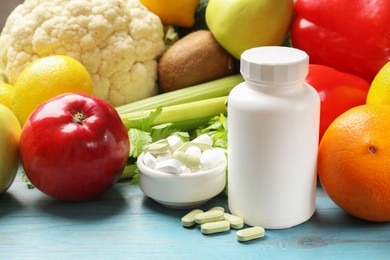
[0,0,165,106]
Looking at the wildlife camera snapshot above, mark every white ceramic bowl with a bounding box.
[137,152,227,209]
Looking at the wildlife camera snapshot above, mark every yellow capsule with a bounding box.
[201,220,230,235]
[236,226,265,242]
[181,209,203,227]
[224,213,244,229]
[194,210,224,224]
[173,150,200,169]
[177,142,211,152]
[208,206,225,212]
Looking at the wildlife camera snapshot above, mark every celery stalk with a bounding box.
[116,74,242,114]
[121,96,228,131]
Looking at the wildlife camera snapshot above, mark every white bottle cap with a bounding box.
[240,46,309,84]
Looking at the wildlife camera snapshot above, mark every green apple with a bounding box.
[206,0,294,59]
[0,103,21,194]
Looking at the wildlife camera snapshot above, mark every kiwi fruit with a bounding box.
[158,30,235,92]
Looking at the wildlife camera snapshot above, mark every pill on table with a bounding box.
[143,139,170,155]
[224,213,244,229]
[181,209,203,227]
[195,210,224,224]
[154,159,182,174]
[167,135,183,152]
[142,152,156,169]
[236,226,265,242]
[201,220,230,235]
[192,134,213,146]
[208,206,225,212]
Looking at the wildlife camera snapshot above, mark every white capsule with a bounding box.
[214,148,227,162]
[167,135,183,152]
[154,159,182,174]
[200,148,227,170]
[142,152,156,169]
[185,145,202,157]
[192,134,213,146]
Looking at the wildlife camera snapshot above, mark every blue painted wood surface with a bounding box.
[1,170,389,260]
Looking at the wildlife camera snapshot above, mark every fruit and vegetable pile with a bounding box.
[0,0,389,223]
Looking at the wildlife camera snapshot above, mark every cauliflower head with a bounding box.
[0,0,165,106]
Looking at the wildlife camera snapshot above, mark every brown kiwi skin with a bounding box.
[158,30,235,92]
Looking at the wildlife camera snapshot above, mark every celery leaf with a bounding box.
[128,128,152,158]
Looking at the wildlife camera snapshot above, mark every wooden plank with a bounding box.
[1,171,389,259]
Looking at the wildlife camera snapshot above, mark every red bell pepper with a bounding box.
[291,0,390,82]
[305,64,370,141]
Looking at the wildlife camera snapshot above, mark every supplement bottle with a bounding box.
[227,46,320,229]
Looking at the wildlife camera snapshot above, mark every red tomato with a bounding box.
[305,64,370,141]
[20,93,130,201]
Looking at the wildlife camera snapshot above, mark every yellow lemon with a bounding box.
[140,0,198,27]
[366,62,390,105]
[0,81,13,109]
[12,55,94,125]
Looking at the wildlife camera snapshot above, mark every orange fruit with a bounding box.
[12,55,93,125]
[318,104,390,222]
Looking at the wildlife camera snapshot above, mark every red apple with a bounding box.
[20,93,130,201]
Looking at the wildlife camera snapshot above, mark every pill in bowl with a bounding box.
[137,134,227,208]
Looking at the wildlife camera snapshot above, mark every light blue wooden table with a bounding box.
[1,170,389,259]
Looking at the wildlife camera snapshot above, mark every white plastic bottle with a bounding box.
[227,46,320,229]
